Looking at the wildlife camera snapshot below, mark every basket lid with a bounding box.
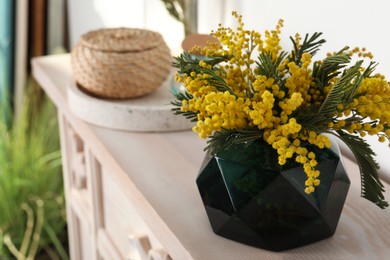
[80,28,165,52]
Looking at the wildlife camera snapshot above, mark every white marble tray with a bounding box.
[67,73,193,132]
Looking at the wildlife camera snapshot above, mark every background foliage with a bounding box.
[0,81,68,259]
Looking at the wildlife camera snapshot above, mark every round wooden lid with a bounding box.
[80,28,164,53]
[181,33,219,54]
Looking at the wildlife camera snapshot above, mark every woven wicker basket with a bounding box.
[71,28,172,99]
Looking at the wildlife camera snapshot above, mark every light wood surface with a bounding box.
[32,54,390,260]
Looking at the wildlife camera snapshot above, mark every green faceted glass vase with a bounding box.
[196,140,350,251]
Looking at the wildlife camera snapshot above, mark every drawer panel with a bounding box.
[101,168,170,259]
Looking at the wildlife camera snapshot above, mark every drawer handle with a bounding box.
[148,248,172,260]
[128,234,171,260]
[73,151,86,189]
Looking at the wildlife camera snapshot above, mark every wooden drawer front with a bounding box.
[101,169,171,260]
[59,117,101,259]
[60,116,171,259]
[67,126,88,191]
[78,216,94,260]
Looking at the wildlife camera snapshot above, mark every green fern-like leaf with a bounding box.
[171,102,198,122]
[256,51,288,85]
[312,47,351,90]
[318,60,363,116]
[336,131,388,209]
[170,88,197,121]
[205,128,263,154]
[295,105,328,133]
[290,32,326,65]
[297,57,376,133]
[173,52,234,95]
[317,60,377,120]
[173,52,229,73]
[344,61,377,103]
[201,68,235,95]
[173,52,200,73]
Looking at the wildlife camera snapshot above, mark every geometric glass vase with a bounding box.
[196,140,350,251]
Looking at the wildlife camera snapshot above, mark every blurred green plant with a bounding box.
[0,79,68,259]
[160,0,197,36]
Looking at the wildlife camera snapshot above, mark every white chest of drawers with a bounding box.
[32,54,390,260]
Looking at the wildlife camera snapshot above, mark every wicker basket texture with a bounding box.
[71,28,171,99]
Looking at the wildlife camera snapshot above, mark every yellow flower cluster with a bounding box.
[174,12,390,196]
[263,19,283,60]
[328,75,390,143]
[182,91,249,138]
[285,53,314,104]
[246,91,275,129]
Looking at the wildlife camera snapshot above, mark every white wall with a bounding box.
[68,0,146,48]
[68,0,184,52]
[68,0,390,76]
[232,0,390,76]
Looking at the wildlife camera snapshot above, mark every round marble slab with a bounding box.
[67,72,194,132]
